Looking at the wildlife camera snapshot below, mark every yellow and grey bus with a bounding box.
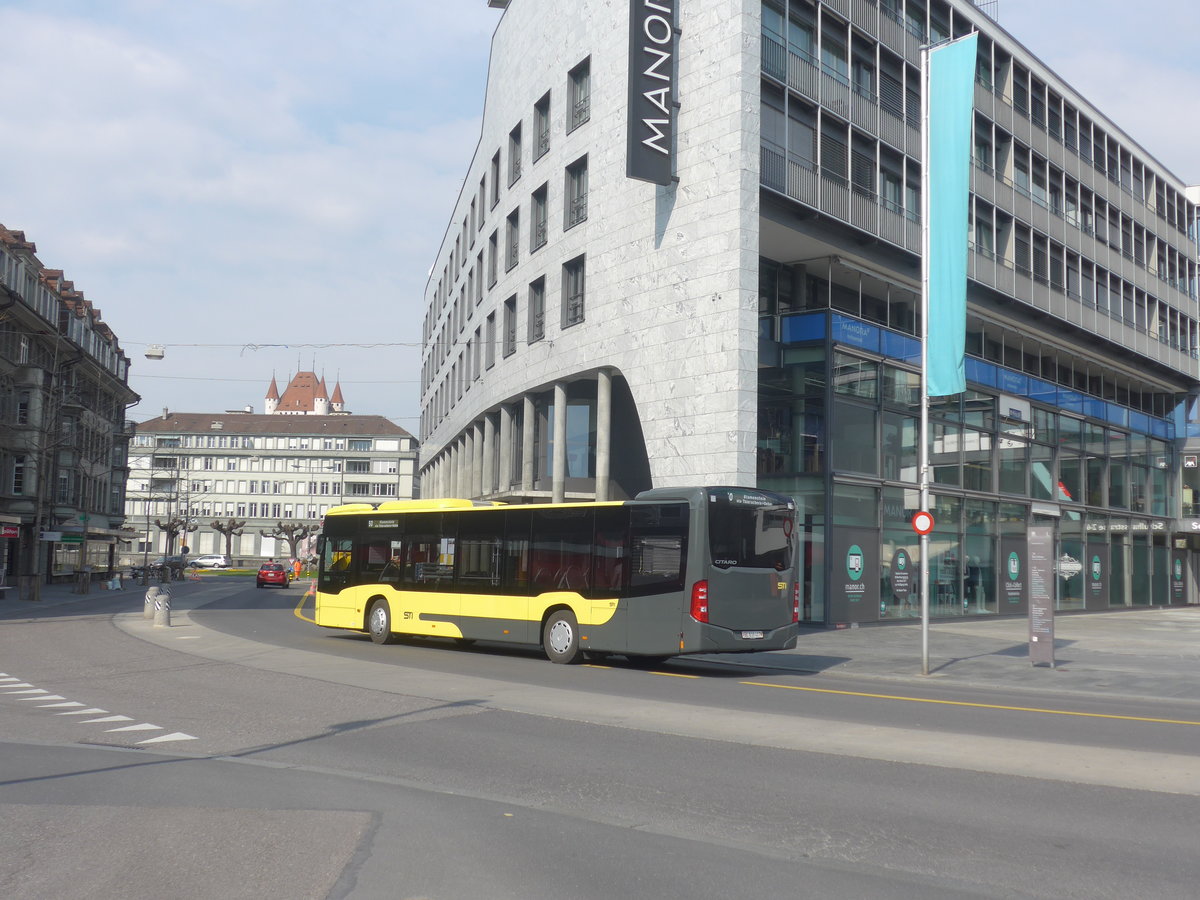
[314,486,800,664]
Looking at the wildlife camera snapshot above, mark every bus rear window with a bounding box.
[707,489,794,570]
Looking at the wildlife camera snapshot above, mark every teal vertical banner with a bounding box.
[926,33,978,397]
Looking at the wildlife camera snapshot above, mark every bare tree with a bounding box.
[259,522,318,560]
[154,516,197,555]
[210,518,246,560]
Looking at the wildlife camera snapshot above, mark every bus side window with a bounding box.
[503,509,532,593]
[629,503,688,593]
[531,508,594,592]
[592,506,628,592]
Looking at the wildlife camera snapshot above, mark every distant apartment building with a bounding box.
[125,372,419,564]
[0,225,137,593]
[419,1,1199,624]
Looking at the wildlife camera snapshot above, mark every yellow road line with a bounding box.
[294,590,316,624]
[739,681,1200,726]
[651,671,700,679]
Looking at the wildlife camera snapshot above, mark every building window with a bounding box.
[565,156,588,229]
[568,57,590,131]
[15,390,29,425]
[490,151,500,207]
[529,278,546,344]
[488,230,498,287]
[508,123,522,185]
[12,455,25,495]
[534,92,550,162]
[506,209,520,271]
[348,439,371,451]
[486,312,497,369]
[503,295,517,357]
[532,184,548,252]
[562,255,585,328]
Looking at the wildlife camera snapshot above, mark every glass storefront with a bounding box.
[758,305,1184,624]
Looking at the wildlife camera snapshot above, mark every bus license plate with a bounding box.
[741,630,764,640]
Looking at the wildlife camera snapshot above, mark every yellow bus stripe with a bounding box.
[739,681,1200,726]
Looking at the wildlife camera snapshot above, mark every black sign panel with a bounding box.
[1085,541,1108,610]
[830,527,878,623]
[627,0,676,185]
[1171,552,1188,604]
[999,536,1028,614]
[1028,526,1055,668]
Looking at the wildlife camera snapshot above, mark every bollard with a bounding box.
[153,587,171,628]
[144,585,160,620]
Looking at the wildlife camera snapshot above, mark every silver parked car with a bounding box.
[190,554,230,568]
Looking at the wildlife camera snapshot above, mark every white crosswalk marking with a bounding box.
[105,723,162,733]
[138,732,198,744]
[2,673,202,744]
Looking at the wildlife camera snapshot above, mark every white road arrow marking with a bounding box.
[80,715,133,724]
[56,708,108,716]
[5,688,49,695]
[38,701,87,708]
[19,694,64,701]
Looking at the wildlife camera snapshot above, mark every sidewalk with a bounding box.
[0,573,209,613]
[5,577,1200,704]
[762,605,1200,703]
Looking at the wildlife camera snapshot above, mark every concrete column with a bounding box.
[482,414,496,497]
[552,382,567,504]
[473,421,485,498]
[464,428,476,499]
[596,369,612,502]
[447,444,457,498]
[521,395,536,493]
[498,404,513,495]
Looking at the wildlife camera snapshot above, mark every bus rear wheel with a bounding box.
[367,600,397,645]
[543,610,582,664]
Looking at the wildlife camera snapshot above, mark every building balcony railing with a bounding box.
[761,144,919,254]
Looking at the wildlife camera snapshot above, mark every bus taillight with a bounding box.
[792,582,800,622]
[690,580,709,623]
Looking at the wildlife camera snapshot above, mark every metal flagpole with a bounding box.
[919,43,932,677]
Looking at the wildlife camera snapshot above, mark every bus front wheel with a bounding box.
[543,610,582,664]
[367,600,397,645]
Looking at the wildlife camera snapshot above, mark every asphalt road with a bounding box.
[2,579,1199,899]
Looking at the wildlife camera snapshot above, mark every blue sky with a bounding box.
[0,1,1195,434]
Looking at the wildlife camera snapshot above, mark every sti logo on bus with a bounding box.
[846,546,864,581]
[626,0,676,185]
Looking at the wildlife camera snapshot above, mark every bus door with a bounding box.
[704,495,795,631]
[317,534,356,622]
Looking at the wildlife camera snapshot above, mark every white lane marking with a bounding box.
[80,715,133,724]
[2,683,34,689]
[5,688,49,695]
[105,723,162,733]
[138,732,198,744]
[0,676,21,682]
[176,636,201,640]
[38,701,86,708]
[56,708,108,716]
[19,694,64,701]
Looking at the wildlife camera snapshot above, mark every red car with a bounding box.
[256,562,289,588]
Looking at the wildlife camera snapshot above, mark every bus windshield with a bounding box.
[707,488,794,570]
